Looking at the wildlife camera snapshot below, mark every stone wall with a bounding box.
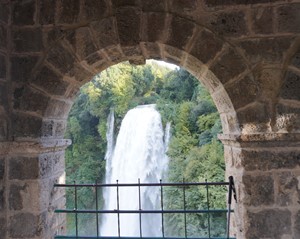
[0,0,300,238]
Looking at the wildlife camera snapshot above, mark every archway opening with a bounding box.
[64,60,226,238]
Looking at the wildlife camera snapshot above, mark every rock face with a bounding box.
[0,0,300,238]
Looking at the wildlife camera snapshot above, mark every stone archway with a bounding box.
[0,1,300,238]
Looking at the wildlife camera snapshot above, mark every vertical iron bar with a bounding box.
[160,179,165,238]
[183,178,187,239]
[206,179,211,238]
[95,181,99,237]
[117,180,120,237]
[138,178,142,238]
[74,181,78,238]
[227,176,233,239]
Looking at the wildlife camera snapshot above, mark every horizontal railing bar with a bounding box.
[55,236,236,239]
[55,209,232,214]
[54,182,229,188]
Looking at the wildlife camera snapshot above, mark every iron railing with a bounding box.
[54,176,237,239]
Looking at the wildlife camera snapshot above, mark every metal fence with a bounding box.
[54,176,236,239]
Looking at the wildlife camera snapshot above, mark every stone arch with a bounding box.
[2,1,300,238]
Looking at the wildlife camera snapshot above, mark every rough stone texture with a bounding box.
[208,11,247,37]
[9,213,41,238]
[247,209,291,239]
[238,37,291,63]
[46,43,76,75]
[90,17,119,49]
[243,174,274,206]
[189,29,223,64]
[11,56,39,83]
[251,7,273,34]
[12,113,43,138]
[31,66,69,96]
[0,158,4,180]
[204,0,272,7]
[210,48,247,84]
[0,24,7,50]
[240,149,300,171]
[167,16,195,50]
[144,12,166,42]
[82,0,108,21]
[0,185,4,211]
[295,211,300,238]
[226,76,259,109]
[39,0,55,25]
[45,99,72,118]
[12,0,35,25]
[14,86,50,116]
[280,71,300,101]
[0,217,6,238]
[116,7,141,46]
[9,183,27,210]
[9,156,39,180]
[277,3,300,33]
[67,63,94,82]
[0,54,6,79]
[0,3,9,23]
[141,0,165,12]
[291,48,300,69]
[57,0,80,24]
[12,28,43,53]
[73,27,98,60]
[276,172,300,207]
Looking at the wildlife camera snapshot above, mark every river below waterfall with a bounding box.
[100,105,170,237]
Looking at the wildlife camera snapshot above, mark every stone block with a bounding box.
[140,42,161,59]
[167,16,195,50]
[247,209,291,239]
[0,185,4,211]
[112,0,138,8]
[141,0,165,12]
[0,117,7,141]
[226,76,260,109]
[46,43,76,75]
[208,11,247,37]
[9,213,41,237]
[0,158,4,180]
[251,7,273,34]
[54,121,67,138]
[82,0,108,21]
[45,99,72,118]
[57,0,80,24]
[164,45,183,65]
[9,183,28,210]
[204,0,271,7]
[171,0,197,14]
[32,66,69,96]
[42,120,54,137]
[9,156,39,180]
[239,37,291,64]
[116,7,141,46]
[74,27,98,60]
[144,12,166,42]
[276,104,300,132]
[85,52,103,66]
[0,3,9,23]
[13,86,50,115]
[0,24,6,50]
[12,113,43,138]
[280,71,300,101]
[39,0,55,25]
[90,17,119,49]
[210,48,246,84]
[243,174,274,206]
[67,63,94,82]
[291,48,300,69]
[13,0,35,25]
[295,211,300,238]
[0,82,7,107]
[0,54,6,79]
[0,217,6,237]
[276,172,300,207]
[13,28,43,53]
[11,56,38,83]
[278,4,300,33]
[190,29,223,64]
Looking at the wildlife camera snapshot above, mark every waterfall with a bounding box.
[104,109,115,178]
[100,105,169,237]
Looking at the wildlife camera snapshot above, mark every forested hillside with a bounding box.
[65,61,226,236]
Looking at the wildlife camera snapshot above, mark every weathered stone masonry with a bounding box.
[0,0,300,238]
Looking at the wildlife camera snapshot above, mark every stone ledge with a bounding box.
[219,133,300,147]
[0,139,72,155]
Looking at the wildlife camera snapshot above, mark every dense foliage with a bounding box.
[65,61,226,236]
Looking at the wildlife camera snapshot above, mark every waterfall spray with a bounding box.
[100,105,170,237]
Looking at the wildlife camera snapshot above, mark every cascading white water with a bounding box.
[100,105,170,237]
